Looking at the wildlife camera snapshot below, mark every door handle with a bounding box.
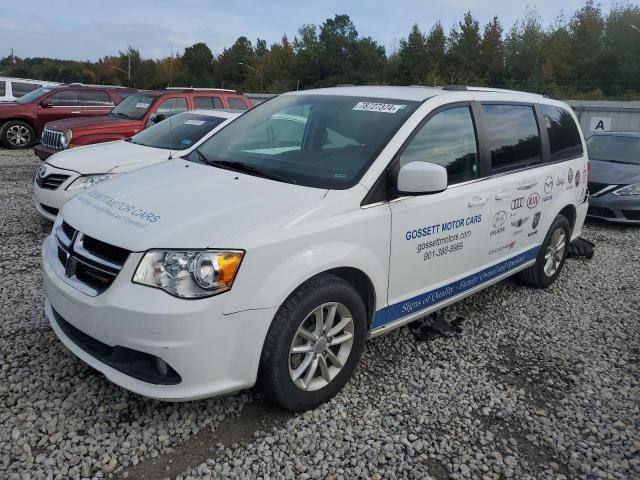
[495,190,513,200]
[468,195,489,207]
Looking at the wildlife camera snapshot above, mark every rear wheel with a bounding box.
[1,120,35,149]
[519,214,571,288]
[259,274,367,411]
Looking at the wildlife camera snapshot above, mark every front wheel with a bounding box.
[519,214,571,288]
[1,120,35,149]
[259,274,367,411]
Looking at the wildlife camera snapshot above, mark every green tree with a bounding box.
[504,9,545,91]
[448,11,482,84]
[180,42,214,86]
[425,22,447,86]
[480,16,505,86]
[397,24,428,84]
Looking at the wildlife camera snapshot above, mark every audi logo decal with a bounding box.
[511,197,525,210]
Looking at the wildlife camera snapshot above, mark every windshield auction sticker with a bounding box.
[77,190,160,228]
[184,119,205,126]
[135,102,150,108]
[352,102,406,113]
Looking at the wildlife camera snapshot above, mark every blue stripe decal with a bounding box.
[372,246,540,329]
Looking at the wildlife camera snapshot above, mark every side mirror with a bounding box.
[40,99,53,108]
[397,161,448,195]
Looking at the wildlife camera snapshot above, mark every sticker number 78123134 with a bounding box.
[352,102,406,113]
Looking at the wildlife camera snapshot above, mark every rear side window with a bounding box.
[194,96,223,110]
[0,81,5,96]
[228,97,249,110]
[399,106,478,185]
[482,104,541,170]
[11,82,40,98]
[48,90,80,106]
[80,90,114,106]
[540,105,583,161]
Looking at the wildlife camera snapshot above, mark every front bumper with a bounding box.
[587,192,640,224]
[42,235,276,401]
[34,143,61,161]
[33,165,80,221]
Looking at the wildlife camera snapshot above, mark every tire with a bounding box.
[1,120,36,149]
[519,214,571,288]
[259,273,367,411]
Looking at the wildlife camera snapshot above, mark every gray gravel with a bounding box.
[1,148,639,480]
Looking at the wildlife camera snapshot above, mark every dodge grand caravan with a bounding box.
[42,86,588,411]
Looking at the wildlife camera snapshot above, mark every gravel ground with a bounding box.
[1,148,638,480]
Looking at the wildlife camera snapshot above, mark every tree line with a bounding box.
[1,1,639,99]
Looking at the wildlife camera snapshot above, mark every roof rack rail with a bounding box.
[165,87,237,93]
[67,82,133,89]
[442,85,543,97]
[442,85,468,91]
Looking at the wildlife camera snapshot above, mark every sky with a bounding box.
[1,0,622,61]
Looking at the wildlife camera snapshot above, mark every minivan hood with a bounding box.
[47,140,168,174]
[61,159,328,251]
[589,158,640,186]
[47,116,139,133]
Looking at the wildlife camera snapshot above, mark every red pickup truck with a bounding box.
[0,84,135,149]
[34,88,252,160]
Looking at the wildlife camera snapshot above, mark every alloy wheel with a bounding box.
[6,125,31,147]
[288,302,355,391]
[543,228,566,277]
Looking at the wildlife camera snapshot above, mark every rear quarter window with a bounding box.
[228,97,249,110]
[0,81,5,96]
[482,104,542,171]
[540,105,583,161]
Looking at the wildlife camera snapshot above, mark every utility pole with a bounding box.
[169,42,173,87]
[10,48,15,63]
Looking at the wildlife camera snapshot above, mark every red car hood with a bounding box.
[46,116,141,134]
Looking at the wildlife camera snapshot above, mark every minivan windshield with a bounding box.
[109,93,157,120]
[129,112,228,150]
[190,94,419,189]
[586,135,640,165]
[16,87,51,104]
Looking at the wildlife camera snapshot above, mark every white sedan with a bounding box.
[34,109,240,220]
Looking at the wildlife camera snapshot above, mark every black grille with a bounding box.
[51,308,181,385]
[588,206,615,218]
[54,223,130,295]
[40,204,59,216]
[82,235,130,266]
[622,210,640,221]
[61,221,76,240]
[36,173,70,190]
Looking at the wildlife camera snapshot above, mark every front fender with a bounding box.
[224,240,388,316]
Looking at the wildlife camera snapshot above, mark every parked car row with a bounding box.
[0,82,252,150]
[39,85,593,411]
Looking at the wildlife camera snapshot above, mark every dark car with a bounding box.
[33,88,252,160]
[0,84,136,149]
[586,131,640,224]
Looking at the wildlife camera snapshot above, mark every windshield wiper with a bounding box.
[207,159,294,183]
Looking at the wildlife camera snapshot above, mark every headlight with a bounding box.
[60,129,72,148]
[66,173,120,191]
[613,182,640,196]
[133,250,244,298]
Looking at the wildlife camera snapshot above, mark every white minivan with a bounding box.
[42,86,588,411]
